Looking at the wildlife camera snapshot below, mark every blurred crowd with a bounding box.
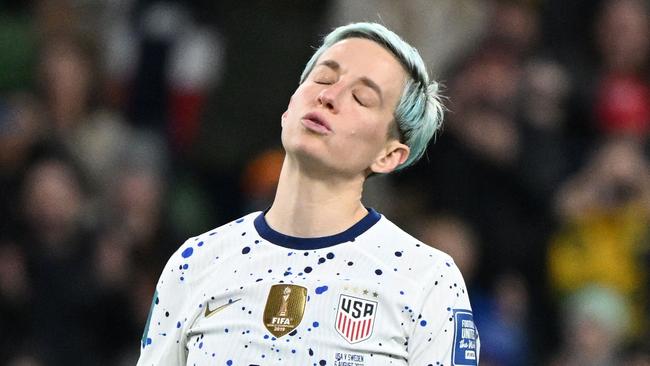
[0,0,648,365]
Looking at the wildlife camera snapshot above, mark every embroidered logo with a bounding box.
[452,309,478,366]
[263,284,307,337]
[335,294,377,343]
[205,298,241,318]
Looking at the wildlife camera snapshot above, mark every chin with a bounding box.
[282,130,324,157]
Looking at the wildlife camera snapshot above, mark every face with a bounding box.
[597,0,650,72]
[281,38,409,177]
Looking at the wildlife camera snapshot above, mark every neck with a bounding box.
[265,156,368,237]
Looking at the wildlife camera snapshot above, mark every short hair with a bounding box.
[300,22,444,170]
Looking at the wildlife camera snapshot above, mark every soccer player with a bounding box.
[138,22,479,366]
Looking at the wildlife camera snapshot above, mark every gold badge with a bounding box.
[263,284,307,337]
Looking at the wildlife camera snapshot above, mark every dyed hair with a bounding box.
[300,22,445,170]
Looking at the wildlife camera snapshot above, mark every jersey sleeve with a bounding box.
[137,239,195,366]
[408,258,480,366]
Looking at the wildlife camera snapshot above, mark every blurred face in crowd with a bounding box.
[115,169,163,243]
[22,159,83,246]
[281,38,409,177]
[418,216,478,282]
[596,0,650,72]
[490,1,539,52]
[589,138,649,207]
[40,38,93,129]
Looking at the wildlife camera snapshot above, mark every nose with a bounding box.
[317,84,341,113]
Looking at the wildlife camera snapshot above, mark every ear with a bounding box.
[370,140,410,174]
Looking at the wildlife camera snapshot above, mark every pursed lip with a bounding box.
[301,112,332,132]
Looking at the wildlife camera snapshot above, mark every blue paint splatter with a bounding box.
[420,320,427,326]
[199,342,203,349]
[198,241,204,247]
[315,286,328,294]
[395,251,402,257]
[375,269,383,275]
[242,246,251,254]
[182,264,189,270]
[445,262,451,267]
[304,266,312,273]
[326,252,334,259]
[236,218,244,223]
[226,360,233,365]
[181,247,193,258]
[176,321,181,328]
[313,321,319,327]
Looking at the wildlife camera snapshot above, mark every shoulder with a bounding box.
[196,211,261,242]
[372,215,467,292]
[160,212,261,284]
[373,214,456,267]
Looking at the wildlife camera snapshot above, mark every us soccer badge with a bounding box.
[263,284,307,337]
[335,294,377,343]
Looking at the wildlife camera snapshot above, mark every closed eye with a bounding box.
[353,94,366,107]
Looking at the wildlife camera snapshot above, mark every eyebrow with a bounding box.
[316,59,384,105]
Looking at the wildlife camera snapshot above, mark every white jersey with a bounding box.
[138,209,479,366]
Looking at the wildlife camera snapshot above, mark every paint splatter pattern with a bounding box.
[137,210,479,366]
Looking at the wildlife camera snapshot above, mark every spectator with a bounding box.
[549,137,650,341]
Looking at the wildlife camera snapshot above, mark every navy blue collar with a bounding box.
[254,208,381,250]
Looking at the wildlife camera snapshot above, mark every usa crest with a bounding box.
[263,284,307,337]
[335,294,377,343]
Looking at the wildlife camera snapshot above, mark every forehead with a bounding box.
[317,38,407,102]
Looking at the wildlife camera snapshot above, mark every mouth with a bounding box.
[301,112,332,134]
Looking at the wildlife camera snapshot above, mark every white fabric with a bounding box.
[137,211,479,366]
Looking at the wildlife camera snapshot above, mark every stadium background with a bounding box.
[0,0,648,364]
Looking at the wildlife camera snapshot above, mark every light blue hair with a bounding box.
[300,22,445,170]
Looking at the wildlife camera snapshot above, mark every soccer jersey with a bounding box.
[138,209,479,366]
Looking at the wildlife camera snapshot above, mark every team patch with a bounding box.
[335,294,377,343]
[263,284,307,337]
[452,309,478,366]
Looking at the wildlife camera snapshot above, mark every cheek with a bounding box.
[348,115,390,144]
[336,117,389,158]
